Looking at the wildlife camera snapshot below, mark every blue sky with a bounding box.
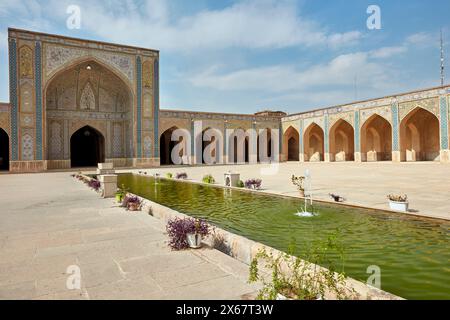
[0,0,449,114]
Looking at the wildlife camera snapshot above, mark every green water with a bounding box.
[118,173,450,300]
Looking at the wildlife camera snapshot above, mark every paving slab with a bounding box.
[0,172,258,299]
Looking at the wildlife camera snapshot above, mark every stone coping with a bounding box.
[121,173,402,300]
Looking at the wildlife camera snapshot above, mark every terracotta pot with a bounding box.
[127,202,140,211]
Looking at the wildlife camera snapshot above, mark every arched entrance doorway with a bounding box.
[303,123,324,162]
[45,60,132,169]
[160,127,179,165]
[70,126,105,167]
[283,126,299,161]
[329,119,354,161]
[400,108,440,161]
[0,128,9,171]
[361,114,392,161]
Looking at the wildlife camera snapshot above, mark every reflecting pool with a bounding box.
[118,173,450,299]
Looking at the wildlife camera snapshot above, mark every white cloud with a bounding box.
[189,51,390,94]
[0,0,361,52]
[0,30,7,51]
[370,46,407,59]
[326,31,362,48]
[406,32,435,46]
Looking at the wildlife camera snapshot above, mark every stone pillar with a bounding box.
[391,99,401,162]
[99,174,118,198]
[97,163,115,175]
[298,119,304,162]
[354,111,361,162]
[439,94,449,163]
[324,114,330,162]
[224,172,240,187]
[249,122,258,164]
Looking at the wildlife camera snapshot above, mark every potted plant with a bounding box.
[88,179,101,192]
[291,175,306,197]
[245,178,262,190]
[122,195,142,211]
[202,174,215,184]
[175,172,188,180]
[115,184,129,203]
[186,219,210,249]
[387,194,409,212]
[166,217,210,250]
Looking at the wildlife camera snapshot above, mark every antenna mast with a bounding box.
[441,29,445,87]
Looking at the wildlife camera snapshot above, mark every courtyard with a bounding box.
[0,172,258,299]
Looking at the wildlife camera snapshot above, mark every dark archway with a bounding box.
[70,126,105,167]
[160,126,186,165]
[0,128,9,171]
[283,126,299,161]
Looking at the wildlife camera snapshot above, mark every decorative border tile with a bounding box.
[136,56,142,158]
[35,41,43,160]
[153,58,159,158]
[354,111,360,152]
[439,96,448,150]
[298,119,303,154]
[9,39,18,161]
[324,114,329,153]
[391,101,399,151]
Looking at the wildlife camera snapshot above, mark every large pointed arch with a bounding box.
[360,114,392,161]
[70,125,105,167]
[329,119,354,162]
[400,107,440,161]
[303,122,324,162]
[282,126,299,161]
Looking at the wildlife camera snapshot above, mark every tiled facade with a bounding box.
[1,29,449,172]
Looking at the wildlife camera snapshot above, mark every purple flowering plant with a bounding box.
[166,217,210,250]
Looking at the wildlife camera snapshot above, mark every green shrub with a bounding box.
[237,180,245,188]
[202,174,215,184]
[249,231,351,300]
[166,172,173,179]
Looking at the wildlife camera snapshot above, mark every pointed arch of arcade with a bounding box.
[360,114,392,161]
[201,127,223,164]
[282,126,299,161]
[159,126,190,165]
[70,125,105,167]
[399,107,440,162]
[329,119,355,162]
[257,128,273,162]
[0,128,9,171]
[303,123,324,162]
[229,128,249,164]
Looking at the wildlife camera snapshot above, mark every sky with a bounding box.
[0,0,449,114]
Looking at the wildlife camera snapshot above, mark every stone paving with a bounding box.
[0,172,258,300]
[129,161,450,221]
